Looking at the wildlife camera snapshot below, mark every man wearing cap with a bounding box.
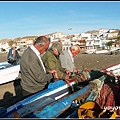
[42,41,71,81]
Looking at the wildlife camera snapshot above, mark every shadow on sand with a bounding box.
[0,79,23,108]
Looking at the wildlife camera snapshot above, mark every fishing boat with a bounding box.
[0,63,120,118]
[102,63,120,76]
[0,62,20,85]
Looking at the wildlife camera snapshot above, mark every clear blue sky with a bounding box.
[0,1,120,40]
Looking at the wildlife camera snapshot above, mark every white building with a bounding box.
[61,38,71,50]
[0,42,10,52]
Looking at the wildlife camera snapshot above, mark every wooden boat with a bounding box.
[0,63,120,118]
[102,63,120,76]
[0,79,76,118]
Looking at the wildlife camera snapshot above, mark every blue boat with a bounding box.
[0,79,76,118]
[0,63,120,118]
[0,74,106,118]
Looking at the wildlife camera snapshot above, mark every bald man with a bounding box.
[59,45,80,73]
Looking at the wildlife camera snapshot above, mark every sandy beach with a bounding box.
[0,50,120,106]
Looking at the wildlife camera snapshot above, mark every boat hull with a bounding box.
[1,63,120,118]
[0,64,20,85]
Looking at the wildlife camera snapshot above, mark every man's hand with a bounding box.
[48,69,56,74]
[65,70,71,76]
[73,68,78,73]
[64,74,70,80]
[48,70,59,80]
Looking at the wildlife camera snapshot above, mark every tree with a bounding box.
[106,41,112,49]
[8,40,14,47]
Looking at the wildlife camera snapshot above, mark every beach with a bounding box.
[0,50,120,102]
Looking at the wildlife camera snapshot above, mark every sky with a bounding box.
[0,1,120,40]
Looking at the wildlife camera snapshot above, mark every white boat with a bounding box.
[0,62,20,85]
[85,49,109,54]
[85,49,97,54]
[95,50,109,54]
[102,63,120,76]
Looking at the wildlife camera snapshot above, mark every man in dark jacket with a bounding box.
[7,45,21,65]
[20,36,58,98]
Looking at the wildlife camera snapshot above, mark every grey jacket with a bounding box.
[59,50,75,72]
[20,47,53,93]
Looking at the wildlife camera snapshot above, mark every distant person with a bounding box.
[7,44,21,65]
[20,36,58,98]
[59,45,80,73]
[42,41,71,81]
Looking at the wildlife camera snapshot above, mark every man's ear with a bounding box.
[39,44,44,47]
[53,49,58,54]
[72,48,76,52]
[53,49,57,52]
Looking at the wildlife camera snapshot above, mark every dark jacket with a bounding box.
[20,47,53,94]
[7,48,21,65]
[42,49,67,80]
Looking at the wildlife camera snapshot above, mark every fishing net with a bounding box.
[78,101,117,118]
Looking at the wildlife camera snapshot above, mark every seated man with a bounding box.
[42,41,71,81]
[59,45,80,73]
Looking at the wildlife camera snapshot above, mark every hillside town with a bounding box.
[1,28,120,118]
[0,28,120,53]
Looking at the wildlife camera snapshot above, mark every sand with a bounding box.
[0,50,120,101]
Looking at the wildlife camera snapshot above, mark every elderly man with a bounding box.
[59,45,80,73]
[20,36,58,98]
[42,41,70,81]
